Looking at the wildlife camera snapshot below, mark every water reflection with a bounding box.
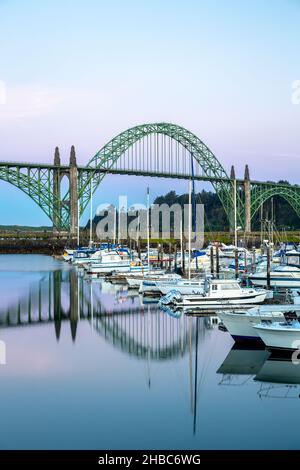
[255,354,300,399]
[217,343,300,399]
[2,256,300,448]
[0,268,213,363]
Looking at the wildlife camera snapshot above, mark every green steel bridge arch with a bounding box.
[0,164,62,226]
[250,183,300,220]
[0,122,300,232]
[72,122,240,227]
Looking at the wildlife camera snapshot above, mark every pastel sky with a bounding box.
[0,0,299,226]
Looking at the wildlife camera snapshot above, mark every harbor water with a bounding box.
[0,255,300,450]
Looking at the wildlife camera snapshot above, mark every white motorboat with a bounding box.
[159,279,267,309]
[125,270,166,289]
[157,278,206,295]
[249,265,300,288]
[209,244,250,259]
[218,305,300,341]
[86,251,131,275]
[254,317,300,350]
[139,274,182,295]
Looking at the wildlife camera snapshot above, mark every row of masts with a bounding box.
[76,172,278,280]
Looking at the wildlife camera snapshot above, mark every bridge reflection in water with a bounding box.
[0,270,216,364]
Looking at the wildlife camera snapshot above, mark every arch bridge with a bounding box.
[0,123,299,234]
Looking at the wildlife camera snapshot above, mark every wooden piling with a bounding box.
[216,245,220,278]
[234,249,239,279]
[267,246,271,289]
[210,246,214,276]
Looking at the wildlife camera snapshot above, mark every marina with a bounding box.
[1,254,300,450]
[1,0,300,460]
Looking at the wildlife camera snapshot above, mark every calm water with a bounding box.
[0,254,299,450]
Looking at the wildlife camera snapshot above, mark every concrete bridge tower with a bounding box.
[69,145,78,238]
[244,164,251,233]
[53,146,61,232]
[230,165,236,232]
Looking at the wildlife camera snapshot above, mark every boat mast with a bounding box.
[180,218,183,270]
[113,206,116,245]
[89,179,93,246]
[233,177,237,248]
[147,187,150,270]
[77,202,80,248]
[188,180,192,279]
[117,206,120,245]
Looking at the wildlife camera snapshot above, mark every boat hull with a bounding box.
[87,264,131,275]
[254,324,300,350]
[218,310,284,340]
[173,292,267,307]
[250,277,300,288]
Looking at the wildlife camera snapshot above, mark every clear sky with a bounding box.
[0,0,299,226]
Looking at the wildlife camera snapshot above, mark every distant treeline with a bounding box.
[88,182,300,233]
[153,185,300,231]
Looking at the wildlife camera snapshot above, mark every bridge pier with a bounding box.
[244,164,251,233]
[69,146,78,239]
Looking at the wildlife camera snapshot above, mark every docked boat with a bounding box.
[159,279,267,309]
[86,251,132,275]
[249,264,300,288]
[157,278,206,295]
[218,305,300,341]
[253,315,300,350]
[139,274,182,295]
[125,271,168,289]
[63,248,74,262]
[72,248,100,266]
[209,244,250,259]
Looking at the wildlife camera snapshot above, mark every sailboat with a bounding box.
[249,264,300,288]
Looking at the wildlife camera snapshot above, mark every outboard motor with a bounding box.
[159,290,182,306]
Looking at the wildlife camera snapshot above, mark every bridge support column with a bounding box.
[244,164,251,233]
[53,147,61,232]
[69,146,78,238]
